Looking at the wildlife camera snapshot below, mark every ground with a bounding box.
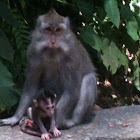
[1,105,140,140]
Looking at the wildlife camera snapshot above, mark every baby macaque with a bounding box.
[21,90,61,140]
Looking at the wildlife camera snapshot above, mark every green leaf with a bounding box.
[0,61,14,87]
[12,20,29,49]
[0,30,14,63]
[121,3,133,21]
[80,26,103,52]
[97,7,106,21]
[101,39,128,74]
[126,17,139,41]
[133,56,140,91]
[0,87,18,111]
[104,0,120,28]
[134,79,140,91]
[56,0,67,4]
[118,52,128,74]
[0,2,18,26]
[101,40,119,74]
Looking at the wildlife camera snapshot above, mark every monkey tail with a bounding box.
[21,123,41,137]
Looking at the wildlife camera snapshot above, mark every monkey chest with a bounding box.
[45,67,61,82]
[40,68,63,93]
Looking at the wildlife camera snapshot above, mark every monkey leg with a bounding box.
[0,116,20,126]
[27,107,33,120]
[21,119,41,137]
[69,73,97,127]
[56,90,74,128]
[56,73,97,129]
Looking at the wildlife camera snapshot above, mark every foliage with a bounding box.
[104,0,120,28]
[0,0,140,113]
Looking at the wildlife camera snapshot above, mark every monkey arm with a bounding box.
[36,118,48,134]
[56,89,73,128]
[36,117,53,140]
[49,116,56,130]
[57,73,97,129]
[49,116,61,138]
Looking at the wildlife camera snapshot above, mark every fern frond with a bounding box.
[12,11,30,49]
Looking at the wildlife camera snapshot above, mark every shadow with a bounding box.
[82,110,97,124]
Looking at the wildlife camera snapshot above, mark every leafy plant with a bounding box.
[0,1,29,113]
[0,0,140,113]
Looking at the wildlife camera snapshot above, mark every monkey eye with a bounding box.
[52,105,55,109]
[46,107,50,110]
[55,28,61,32]
[46,27,52,32]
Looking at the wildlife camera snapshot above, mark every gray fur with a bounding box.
[0,9,98,129]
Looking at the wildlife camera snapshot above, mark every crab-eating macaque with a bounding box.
[21,90,61,140]
[0,8,98,129]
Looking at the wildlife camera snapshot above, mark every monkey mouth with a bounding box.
[42,46,62,53]
[47,114,53,117]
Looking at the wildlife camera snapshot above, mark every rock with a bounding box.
[0,105,140,140]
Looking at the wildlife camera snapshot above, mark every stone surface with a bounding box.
[1,105,140,140]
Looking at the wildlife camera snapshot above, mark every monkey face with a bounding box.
[38,98,56,118]
[34,9,71,53]
[45,104,55,118]
[44,26,64,47]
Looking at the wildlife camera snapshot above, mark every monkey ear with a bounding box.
[33,99,38,107]
[64,17,70,27]
[37,15,44,27]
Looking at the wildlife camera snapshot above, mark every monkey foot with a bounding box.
[41,133,52,140]
[63,120,75,129]
[66,120,75,128]
[56,119,75,129]
[49,127,61,138]
[0,116,19,126]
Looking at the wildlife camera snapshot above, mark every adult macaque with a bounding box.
[0,9,98,129]
[21,90,61,140]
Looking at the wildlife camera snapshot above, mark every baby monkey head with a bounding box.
[34,90,56,118]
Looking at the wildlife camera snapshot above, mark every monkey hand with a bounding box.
[41,133,52,140]
[0,116,19,126]
[49,127,61,138]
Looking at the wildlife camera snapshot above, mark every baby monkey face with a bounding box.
[38,97,56,118]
